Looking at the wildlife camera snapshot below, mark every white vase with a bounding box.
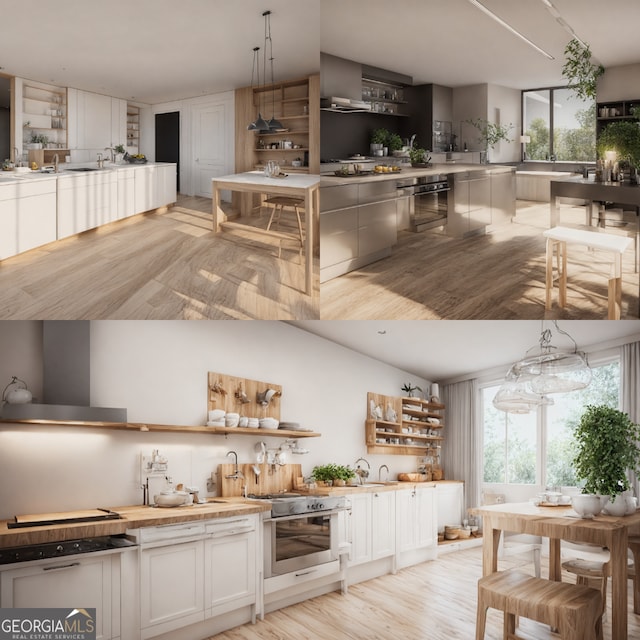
[603,494,627,516]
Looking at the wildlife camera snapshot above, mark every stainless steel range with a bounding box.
[252,493,346,578]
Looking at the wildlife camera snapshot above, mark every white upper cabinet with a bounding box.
[67,89,126,150]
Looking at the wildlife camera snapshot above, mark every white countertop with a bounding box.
[213,170,320,189]
[0,162,176,185]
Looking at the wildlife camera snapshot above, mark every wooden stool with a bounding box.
[562,558,610,611]
[263,196,305,250]
[543,226,633,319]
[476,570,603,640]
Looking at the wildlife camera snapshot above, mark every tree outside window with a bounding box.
[482,360,620,488]
[523,87,596,162]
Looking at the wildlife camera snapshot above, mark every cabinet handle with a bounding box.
[43,562,81,571]
[295,569,318,577]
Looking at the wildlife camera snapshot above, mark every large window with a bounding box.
[523,88,596,162]
[482,360,620,488]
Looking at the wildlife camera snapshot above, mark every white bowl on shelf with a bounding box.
[259,418,279,429]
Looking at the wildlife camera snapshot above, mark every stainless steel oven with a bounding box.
[397,174,450,232]
[259,494,345,578]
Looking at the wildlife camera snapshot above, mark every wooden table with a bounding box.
[212,171,320,296]
[470,501,640,640]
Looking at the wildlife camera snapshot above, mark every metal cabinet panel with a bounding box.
[320,208,358,268]
[359,200,397,256]
[490,170,516,226]
[320,184,358,212]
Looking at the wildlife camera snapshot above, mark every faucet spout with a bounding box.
[354,457,370,484]
[378,464,389,483]
[52,154,59,173]
[225,450,244,480]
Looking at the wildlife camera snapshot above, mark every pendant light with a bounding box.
[263,10,284,132]
[493,321,591,414]
[247,43,269,132]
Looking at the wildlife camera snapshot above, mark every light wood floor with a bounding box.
[211,545,639,640]
[320,201,640,319]
[0,195,319,320]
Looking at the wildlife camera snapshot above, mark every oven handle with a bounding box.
[263,506,347,522]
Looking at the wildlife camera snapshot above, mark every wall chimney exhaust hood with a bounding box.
[0,321,127,424]
[320,97,372,112]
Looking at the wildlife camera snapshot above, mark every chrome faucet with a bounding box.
[12,147,20,166]
[409,134,416,149]
[378,464,389,483]
[105,147,114,163]
[52,154,59,173]
[354,457,370,484]
[97,152,104,168]
[225,450,244,480]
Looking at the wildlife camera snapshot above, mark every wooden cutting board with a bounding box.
[9,509,121,529]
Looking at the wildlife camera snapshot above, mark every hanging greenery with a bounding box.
[562,39,604,101]
[466,118,513,150]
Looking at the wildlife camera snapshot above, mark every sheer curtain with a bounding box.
[622,341,640,497]
[441,379,482,514]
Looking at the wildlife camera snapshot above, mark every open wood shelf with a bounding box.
[0,419,320,438]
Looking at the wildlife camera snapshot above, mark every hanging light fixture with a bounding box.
[263,10,284,131]
[493,321,591,414]
[247,40,269,132]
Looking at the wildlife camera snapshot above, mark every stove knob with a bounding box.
[14,552,20,561]
[317,502,324,510]
[56,545,64,553]
[36,550,44,559]
[73,543,80,550]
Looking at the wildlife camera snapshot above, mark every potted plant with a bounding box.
[572,405,640,512]
[466,118,513,163]
[387,132,403,155]
[401,383,422,398]
[27,132,49,150]
[562,38,605,102]
[409,147,430,167]
[371,128,389,156]
[311,463,356,486]
[113,144,126,163]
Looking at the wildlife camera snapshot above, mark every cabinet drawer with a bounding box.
[320,184,358,212]
[358,181,397,204]
[320,208,358,268]
[358,201,397,256]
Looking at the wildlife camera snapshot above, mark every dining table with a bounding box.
[470,501,640,640]
[211,171,320,296]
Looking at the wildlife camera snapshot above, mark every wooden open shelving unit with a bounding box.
[365,392,445,458]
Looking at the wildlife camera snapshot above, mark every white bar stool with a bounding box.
[543,226,633,319]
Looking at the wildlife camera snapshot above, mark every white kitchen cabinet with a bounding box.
[57,171,117,239]
[204,517,257,620]
[0,179,57,259]
[140,539,205,639]
[83,92,113,150]
[0,552,121,640]
[347,491,396,566]
[396,486,437,552]
[134,164,177,214]
[115,167,136,219]
[436,481,465,532]
[155,164,177,207]
[111,98,127,149]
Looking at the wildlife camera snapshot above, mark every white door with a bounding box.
[190,96,233,200]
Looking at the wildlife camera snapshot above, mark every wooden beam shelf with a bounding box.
[0,419,320,438]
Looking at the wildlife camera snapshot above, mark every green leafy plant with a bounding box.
[401,383,422,397]
[387,133,403,152]
[311,463,356,484]
[371,128,389,145]
[466,118,514,149]
[572,405,640,500]
[113,144,126,154]
[596,120,640,168]
[29,132,49,145]
[562,38,605,102]
[409,147,429,165]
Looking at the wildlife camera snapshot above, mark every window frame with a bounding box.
[479,352,621,491]
[521,85,596,162]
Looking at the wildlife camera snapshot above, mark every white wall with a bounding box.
[0,321,430,519]
[597,63,640,102]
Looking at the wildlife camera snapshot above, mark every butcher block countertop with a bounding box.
[0,498,271,549]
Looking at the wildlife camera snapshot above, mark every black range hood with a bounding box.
[1,321,127,424]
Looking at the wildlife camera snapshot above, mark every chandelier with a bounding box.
[493,321,592,413]
[247,10,283,132]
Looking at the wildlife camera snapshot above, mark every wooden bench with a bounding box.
[476,570,604,640]
[543,226,633,319]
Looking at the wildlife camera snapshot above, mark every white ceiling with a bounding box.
[2,1,639,108]
[0,0,320,104]
[290,321,640,382]
[320,0,640,90]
